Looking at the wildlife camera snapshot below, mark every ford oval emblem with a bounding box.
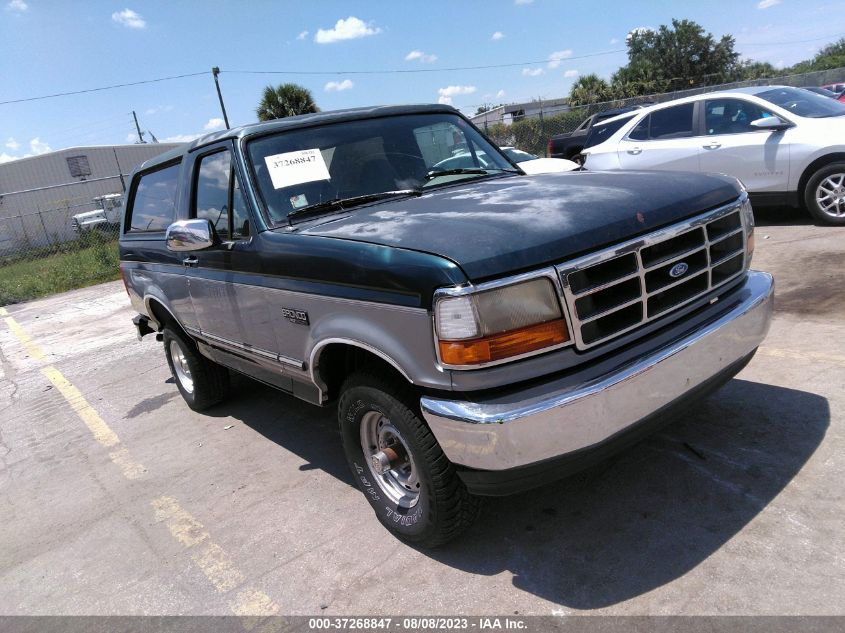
[669,262,689,278]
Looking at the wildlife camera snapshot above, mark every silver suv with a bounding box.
[583,86,845,225]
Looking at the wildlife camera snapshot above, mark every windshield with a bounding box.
[757,87,845,118]
[246,112,515,224]
[502,147,537,163]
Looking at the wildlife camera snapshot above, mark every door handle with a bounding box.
[703,141,721,150]
[626,147,642,155]
[182,256,199,267]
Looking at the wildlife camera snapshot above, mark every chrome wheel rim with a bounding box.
[816,173,845,217]
[359,411,420,508]
[169,340,194,394]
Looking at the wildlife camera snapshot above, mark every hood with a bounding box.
[296,171,742,281]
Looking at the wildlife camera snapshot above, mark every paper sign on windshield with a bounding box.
[264,149,330,189]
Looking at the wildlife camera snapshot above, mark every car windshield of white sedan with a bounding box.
[246,113,515,224]
[757,87,845,118]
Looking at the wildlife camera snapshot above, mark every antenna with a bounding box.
[132,110,146,143]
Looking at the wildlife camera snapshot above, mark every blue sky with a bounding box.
[2,0,844,162]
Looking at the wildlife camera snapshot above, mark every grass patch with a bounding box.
[0,238,120,305]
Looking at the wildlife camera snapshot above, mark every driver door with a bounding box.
[697,97,791,192]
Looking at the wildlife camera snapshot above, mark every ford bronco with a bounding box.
[119,104,773,546]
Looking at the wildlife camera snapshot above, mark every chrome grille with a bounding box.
[558,201,747,349]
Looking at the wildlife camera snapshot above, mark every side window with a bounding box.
[628,115,649,141]
[195,151,232,239]
[585,114,635,148]
[648,103,694,139]
[127,162,180,232]
[193,150,250,241]
[705,98,774,135]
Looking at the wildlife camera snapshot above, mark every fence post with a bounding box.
[538,101,546,156]
[36,204,52,247]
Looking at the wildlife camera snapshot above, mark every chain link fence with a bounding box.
[0,196,122,305]
[473,67,845,157]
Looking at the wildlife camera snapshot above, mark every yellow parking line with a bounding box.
[3,316,146,480]
[758,346,845,367]
[152,496,281,616]
[4,316,47,362]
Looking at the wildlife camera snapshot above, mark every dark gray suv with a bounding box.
[119,104,773,546]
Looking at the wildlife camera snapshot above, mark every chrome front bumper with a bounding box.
[421,270,774,472]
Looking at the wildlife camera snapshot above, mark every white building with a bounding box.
[0,143,180,255]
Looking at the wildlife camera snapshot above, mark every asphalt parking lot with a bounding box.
[0,208,843,616]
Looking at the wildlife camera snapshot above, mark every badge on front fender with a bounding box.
[281,308,309,325]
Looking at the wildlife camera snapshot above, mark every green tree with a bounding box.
[568,74,612,106]
[740,61,779,80]
[256,83,319,121]
[789,38,845,73]
[611,19,742,97]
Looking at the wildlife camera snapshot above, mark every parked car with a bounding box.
[803,86,845,103]
[547,105,648,161]
[120,104,772,546]
[432,146,578,174]
[821,82,845,93]
[72,193,124,233]
[583,86,845,224]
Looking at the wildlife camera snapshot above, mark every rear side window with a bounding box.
[585,115,635,148]
[127,163,180,232]
[628,103,695,141]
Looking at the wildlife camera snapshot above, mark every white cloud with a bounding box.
[324,79,354,92]
[5,137,19,150]
[405,50,438,63]
[496,89,506,98]
[437,85,476,105]
[564,69,579,78]
[162,133,201,143]
[0,153,18,164]
[547,50,573,69]
[144,104,173,115]
[204,117,226,131]
[112,8,146,29]
[29,137,50,155]
[314,16,380,44]
[6,0,28,12]
[522,67,544,77]
[125,132,139,143]
[610,37,619,45]
[514,0,533,4]
[296,30,309,40]
[627,27,654,42]
[491,31,505,41]
[757,0,781,7]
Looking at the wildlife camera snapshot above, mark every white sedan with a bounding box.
[582,86,845,224]
[432,147,578,176]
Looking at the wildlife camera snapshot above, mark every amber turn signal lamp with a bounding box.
[439,319,569,366]
[746,232,755,259]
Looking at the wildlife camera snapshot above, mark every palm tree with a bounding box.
[568,74,612,107]
[256,83,319,121]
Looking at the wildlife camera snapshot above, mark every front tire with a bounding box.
[162,326,230,411]
[804,162,845,225]
[337,371,481,547]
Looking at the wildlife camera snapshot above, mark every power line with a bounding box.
[222,49,628,76]
[0,71,208,105]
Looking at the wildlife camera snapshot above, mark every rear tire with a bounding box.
[804,162,845,225]
[337,371,481,547]
[162,326,230,411]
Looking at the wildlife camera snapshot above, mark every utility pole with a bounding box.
[132,111,146,143]
[212,67,231,129]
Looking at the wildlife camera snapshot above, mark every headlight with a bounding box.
[741,197,755,264]
[434,277,570,367]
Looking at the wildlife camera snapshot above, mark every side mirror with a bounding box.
[749,116,792,131]
[165,219,216,252]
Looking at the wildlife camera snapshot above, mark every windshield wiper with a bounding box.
[287,189,422,223]
[423,167,519,182]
